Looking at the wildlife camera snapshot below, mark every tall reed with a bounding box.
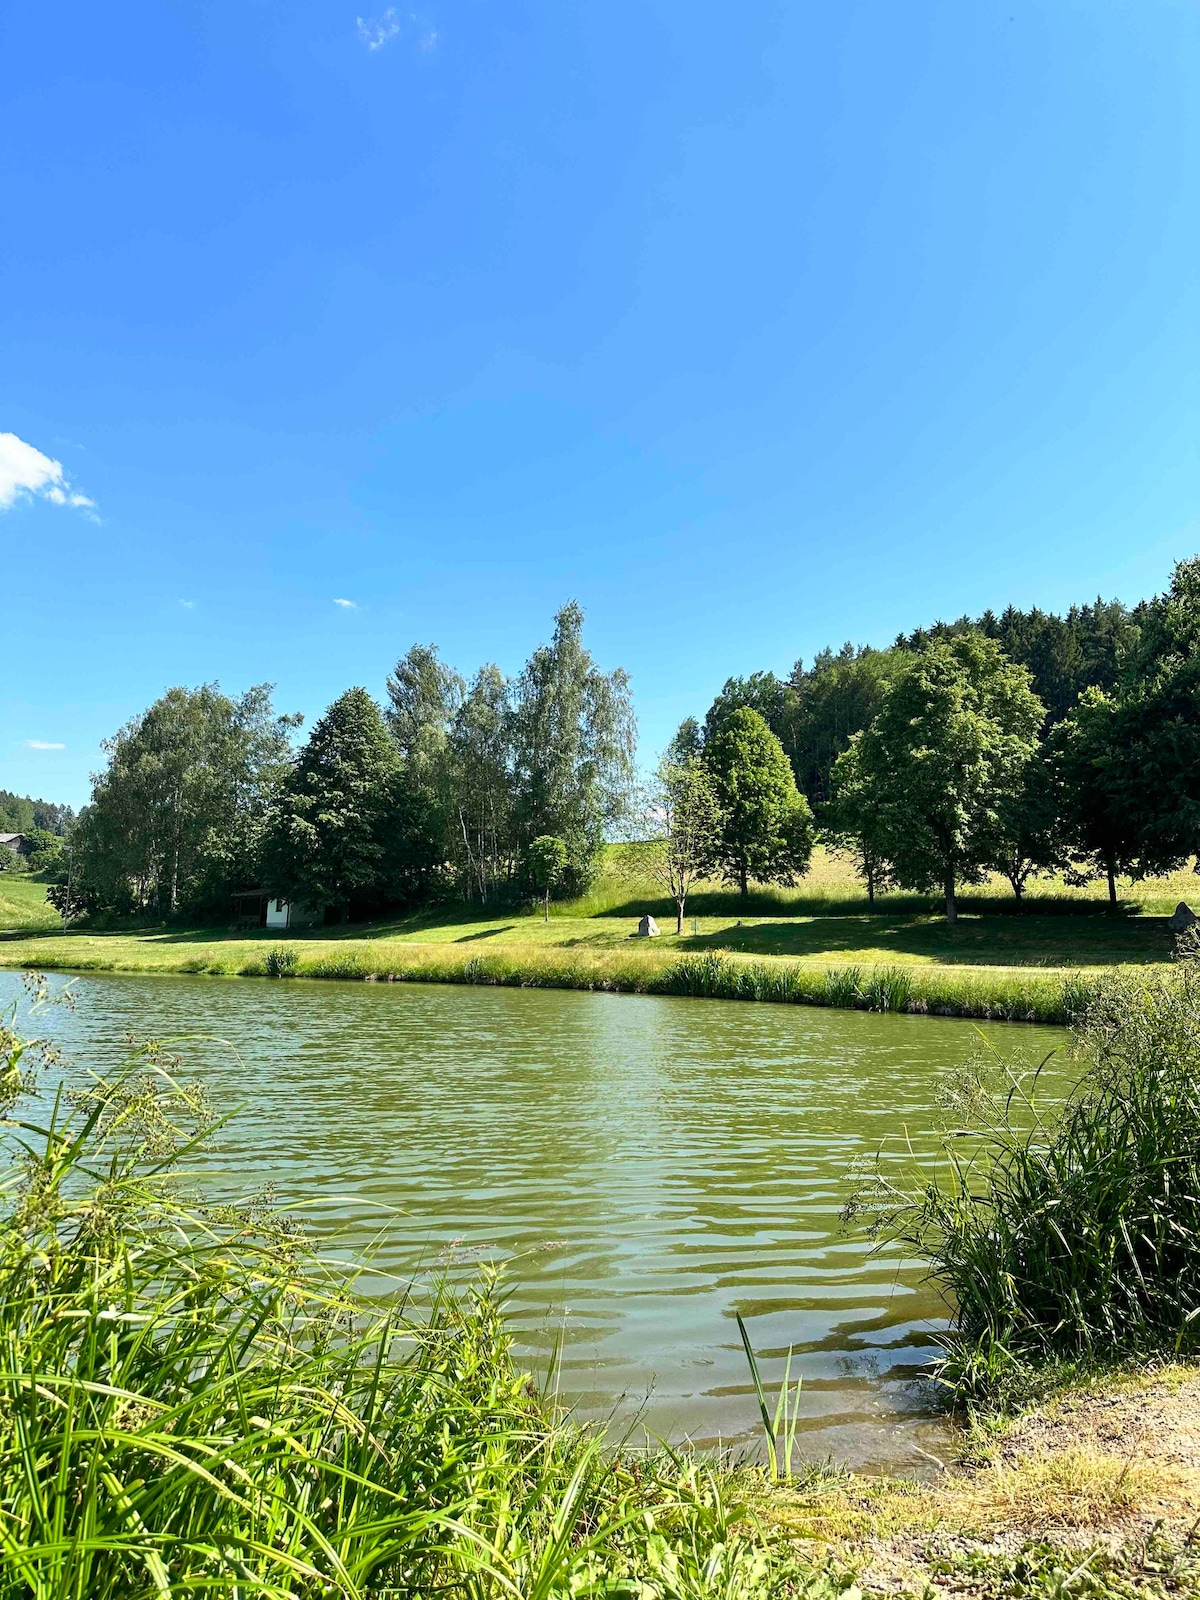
[848,959,1200,1399]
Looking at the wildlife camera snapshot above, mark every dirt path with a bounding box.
[758,1366,1200,1595]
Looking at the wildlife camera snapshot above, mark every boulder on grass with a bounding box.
[635,914,660,938]
[1168,901,1199,933]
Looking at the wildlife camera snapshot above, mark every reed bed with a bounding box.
[0,982,840,1599]
[848,955,1200,1400]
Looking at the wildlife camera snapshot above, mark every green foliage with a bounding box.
[780,646,906,806]
[509,601,637,896]
[851,960,1200,1400]
[833,633,1044,922]
[897,596,1139,727]
[702,671,789,746]
[1086,555,1200,875]
[447,663,515,902]
[525,833,568,894]
[263,688,403,917]
[703,709,815,899]
[1051,688,1141,905]
[0,791,74,836]
[984,747,1071,900]
[264,944,300,977]
[0,987,830,1598]
[632,757,724,933]
[57,684,299,920]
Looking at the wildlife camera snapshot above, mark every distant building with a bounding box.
[230,889,315,930]
[0,833,30,857]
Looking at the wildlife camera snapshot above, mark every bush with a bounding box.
[850,960,1200,1398]
[264,944,299,978]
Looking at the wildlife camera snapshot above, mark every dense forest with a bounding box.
[0,791,73,835]
[701,596,1141,807]
[14,560,1200,924]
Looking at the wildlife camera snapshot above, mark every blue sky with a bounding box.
[3,0,1198,809]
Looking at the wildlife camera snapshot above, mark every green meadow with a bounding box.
[2,846,1192,1024]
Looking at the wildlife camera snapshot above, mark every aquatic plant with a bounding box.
[264,943,299,977]
[849,960,1200,1398]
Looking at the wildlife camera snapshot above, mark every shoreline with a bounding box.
[0,936,1118,1023]
[756,1362,1200,1594]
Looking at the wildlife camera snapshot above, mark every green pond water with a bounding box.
[1,972,1070,1474]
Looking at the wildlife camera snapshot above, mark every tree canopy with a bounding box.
[832,635,1043,922]
[703,708,814,898]
[61,684,298,919]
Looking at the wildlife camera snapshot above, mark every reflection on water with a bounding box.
[0,972,1068,1473]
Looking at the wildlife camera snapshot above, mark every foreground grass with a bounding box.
[751,1361,1200,1596]
[8,977,1200,1597]
[1,987,844,1599]
[850,957,1200,1408]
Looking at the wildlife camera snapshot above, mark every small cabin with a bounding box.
[231,889,315,930]
[0,833,30,858]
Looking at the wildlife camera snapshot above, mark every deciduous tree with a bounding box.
[633,756,722,934]
[703,708,814,900]
[831,635,1043,924]
[509,602,636,895]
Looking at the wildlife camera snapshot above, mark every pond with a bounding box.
[0,972,1070,1474]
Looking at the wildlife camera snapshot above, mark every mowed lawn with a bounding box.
[0,849,1184,977]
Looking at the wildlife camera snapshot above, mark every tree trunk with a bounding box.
[1011,876,1023,901]
[739,863,748,900]
[676,898,685,936]
[944,865,957,926]
[1106,855,1117,907]
[544,887,549,923]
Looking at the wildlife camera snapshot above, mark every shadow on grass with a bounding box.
[454,925,517,943]
[671,914,1173,968]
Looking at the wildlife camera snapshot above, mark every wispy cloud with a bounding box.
[333,597,358,609]
[356,8,436,52]
[0,432,96,517]
[356,7,400,49]
[179,599,195,609]
[25,740,66,751]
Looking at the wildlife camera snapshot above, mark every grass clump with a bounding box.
[850,954,1200,1401]
[0,979,843,1599]
[264,943,300,977]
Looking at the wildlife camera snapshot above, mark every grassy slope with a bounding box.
[1,849,1189,1023]
[0,873,61,933]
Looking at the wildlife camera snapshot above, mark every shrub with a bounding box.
[264,944,299,978]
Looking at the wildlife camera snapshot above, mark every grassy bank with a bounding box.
[0,933,1113,1024]
[1,844,1188,1023]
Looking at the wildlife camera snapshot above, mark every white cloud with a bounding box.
[0,432,96,515]
[356,7,400,49]
[179,599,195,609]
[25,740,66,751]
[333,597,358,608]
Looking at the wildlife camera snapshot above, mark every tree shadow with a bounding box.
[454,925,517,943]
[674,913,1173,968]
